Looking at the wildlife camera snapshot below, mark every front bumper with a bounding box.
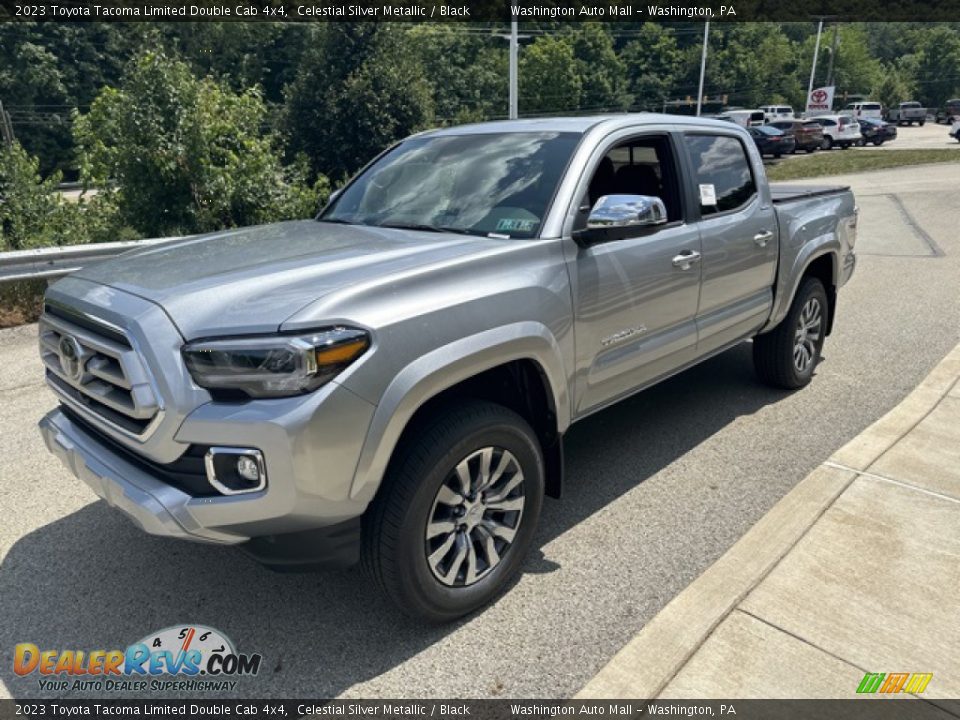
[39,372,377,559]
[40,408,240,544]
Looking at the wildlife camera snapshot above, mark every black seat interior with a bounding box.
[613,164,661,198]
[588,157,616,206]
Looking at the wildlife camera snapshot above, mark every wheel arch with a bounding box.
[763,247,839,335]
[349,323,569,506]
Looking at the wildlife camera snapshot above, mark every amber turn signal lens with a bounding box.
[315,337,370,366]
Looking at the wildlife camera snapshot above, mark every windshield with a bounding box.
[320,132,581,239]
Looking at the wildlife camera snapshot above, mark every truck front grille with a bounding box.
[39,304,162,438]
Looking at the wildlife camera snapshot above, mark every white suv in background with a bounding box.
[844,102,883,120]
[760,105,795,122]
[809,114,863,149]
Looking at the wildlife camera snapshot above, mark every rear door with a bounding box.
[680,131,779,356]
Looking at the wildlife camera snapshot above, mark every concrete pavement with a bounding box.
[577,343,960,701]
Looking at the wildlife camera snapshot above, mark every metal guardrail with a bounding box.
[0,237,182,284]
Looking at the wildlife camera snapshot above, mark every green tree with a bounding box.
[873,68,917,110]
[0,139,115,251]
[0,141,63,251]
[702,25,803,109]
[74,51,320,238]
[283,24,434,180]
[519,36,582,115]
[802,26,882,106]
[565,24,630,112]
[408,25,507,124]
[0,30,72,174]
[913,26,960,107]
[620,24,681,109]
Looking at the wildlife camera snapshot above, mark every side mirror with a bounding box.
[573,194,669,247]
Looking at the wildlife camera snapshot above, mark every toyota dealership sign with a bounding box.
[806,86,836,114]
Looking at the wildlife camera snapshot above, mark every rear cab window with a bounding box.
[685,134,757,216]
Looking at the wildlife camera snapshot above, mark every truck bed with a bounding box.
[770,183,851,204]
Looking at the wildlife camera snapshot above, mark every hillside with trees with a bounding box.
[2,21,959,251]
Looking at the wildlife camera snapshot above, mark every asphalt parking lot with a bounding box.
[863,116,960,150]
[1,163,958,700]
[776,116,960,157]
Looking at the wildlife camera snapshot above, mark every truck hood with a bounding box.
[74,220,504,339]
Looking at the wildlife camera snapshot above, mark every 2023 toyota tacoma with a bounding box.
[38,115,857,621]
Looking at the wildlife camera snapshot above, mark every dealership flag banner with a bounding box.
[806,86,836,114]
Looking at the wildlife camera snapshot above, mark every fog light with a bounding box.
[204,447,267,496]
[236,455,260,483]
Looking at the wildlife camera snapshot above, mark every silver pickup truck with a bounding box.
[884,101,927,125]
[38,115,857,621]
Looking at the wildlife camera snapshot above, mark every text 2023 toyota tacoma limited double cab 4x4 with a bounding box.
[38,116,857,621]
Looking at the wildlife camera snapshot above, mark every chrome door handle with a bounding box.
[672,251,702,270]
[754,230,774,247]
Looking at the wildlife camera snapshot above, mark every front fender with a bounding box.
[348,322,570,504]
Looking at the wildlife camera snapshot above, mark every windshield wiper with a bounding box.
[317,217,356,225]
[376,222,475,236]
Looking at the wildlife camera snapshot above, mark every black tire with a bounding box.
[361,400,544,622]
[919,119,926,126]
[822,136,833,150]
[873,139,884,146]
[753,277,828,390]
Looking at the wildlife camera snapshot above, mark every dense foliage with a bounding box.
[74,51,324,237]
[1,21,958,250]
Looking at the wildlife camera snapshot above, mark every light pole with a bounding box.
[509,18,518,120]
[825,24,840,87]
[494,19,528,119]
[696,21,710,116]
[806,18,826,114]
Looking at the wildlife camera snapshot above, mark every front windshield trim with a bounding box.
[318,130,585,240]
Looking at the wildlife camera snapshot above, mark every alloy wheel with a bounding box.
[424,446,525,588]
[793,297,822,373]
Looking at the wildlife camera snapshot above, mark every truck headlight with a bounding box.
[182,327,370,399]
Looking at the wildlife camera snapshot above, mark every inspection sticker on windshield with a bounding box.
[699,183,717,206]
[496,218,538,233]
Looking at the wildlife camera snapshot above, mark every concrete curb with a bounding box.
[575,342,960,700]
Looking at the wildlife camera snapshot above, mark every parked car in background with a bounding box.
[760,105,795,123]
[768,119,824,153]
[857,118,896,146]
[748,125,796,157]
[809,114,862,149]
[717,109,766,128]
[936,99,960,124]
[844,102,883,120]
[884,102,927,125]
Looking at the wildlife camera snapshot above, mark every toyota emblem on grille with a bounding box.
[58,335,85,382]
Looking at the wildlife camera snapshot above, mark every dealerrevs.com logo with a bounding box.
[14,625,262,693]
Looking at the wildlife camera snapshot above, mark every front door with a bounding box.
[570,132,702,415]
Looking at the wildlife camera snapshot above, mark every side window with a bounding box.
[686,134,757,216]
[579,134,683,225]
